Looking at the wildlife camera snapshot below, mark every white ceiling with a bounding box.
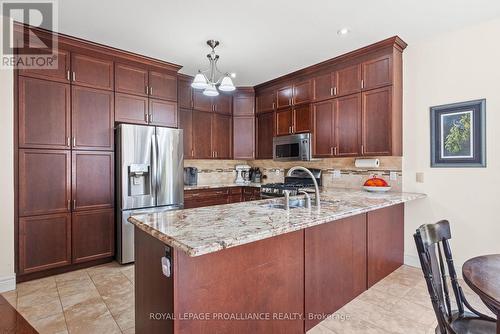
[56,0,500,86]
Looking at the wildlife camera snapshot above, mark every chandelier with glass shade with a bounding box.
[191,40,236,96]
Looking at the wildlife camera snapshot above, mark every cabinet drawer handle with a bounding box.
[149,113,153,122]
[272,102,275,109]
[73,200,76,210]
[361,80,364,89]
[72,137,76,147]
[66,70,70,81]
[334,87,337,95]
[145,86,149,95]
[66,137,70,147]
[334,147,337,155]
[361,145,364,155]
[330,87,333,96]
[145,113,149,123]
[150,87,153,95]
[67,199,71,211]
[72,72,76,82]
[330,147,333,155]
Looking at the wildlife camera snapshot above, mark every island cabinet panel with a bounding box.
[18,76,71,149]
[304,214,367,331]
[71,53,114,90]
[173,230,305,334]
[115,63,149,96]
[367,203,404,287]
[18,213,71,274]
[256,111,275,159]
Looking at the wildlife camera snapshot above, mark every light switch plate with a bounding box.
[416,172,424,183]
[390,171,397,181]
[332,170,341,179]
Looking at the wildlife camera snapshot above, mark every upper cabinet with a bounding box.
[192,90,213,112]
[115,63,149,96]
[233,89,255,159]
[276,85,293,109]
[149,70,177,101]
[178,77,193,109]
[256,89,275,113]
[19,48,71,83]
[214,94,232,114]
[336,64,362,97]
[71,53,114,90]
[257,36,405,157]
[362,55,392,90]
[292,80,311,105]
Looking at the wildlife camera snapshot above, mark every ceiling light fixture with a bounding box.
[337,28,350,36]
[191,40,235,96]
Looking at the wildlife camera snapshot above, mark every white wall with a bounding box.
[403,18,500,271]
[0,65,15,292]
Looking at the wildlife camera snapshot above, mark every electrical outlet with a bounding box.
[275,169,280,175]
[390,171,397,181]
[416,172,424,183]
[332,170,341,179]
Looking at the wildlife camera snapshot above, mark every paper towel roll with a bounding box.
[355,158,380,168]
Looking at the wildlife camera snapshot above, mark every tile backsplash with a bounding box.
[184,157,402,191]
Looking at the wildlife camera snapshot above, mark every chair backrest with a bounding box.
[414,220,465,334]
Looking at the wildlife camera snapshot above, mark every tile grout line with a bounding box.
[87,268,127,333]
[54,276,71,334]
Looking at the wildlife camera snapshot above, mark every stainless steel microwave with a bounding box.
[273,133,312,161]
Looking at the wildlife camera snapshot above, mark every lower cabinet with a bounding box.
[367,203,404,287]
[72,208,115,264]
[184,187,261,209]
[18,213,72,274]
[305,214,367,331]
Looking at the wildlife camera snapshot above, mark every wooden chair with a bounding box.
[414,220,496,334]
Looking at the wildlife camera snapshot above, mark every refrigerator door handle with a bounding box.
[151,133,158,205]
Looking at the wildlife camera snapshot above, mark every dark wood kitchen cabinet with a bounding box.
[18,150,71,217]
[179,108,194,158]
[212,114,232,159]
[312,100,335,157]
[18,76,71,149]
[71,86,114,150]
[178,76,193,109]
[149,99,177,127]
[115,63,148,96]
[367,204,404,287]
[72,208,114,263]
[192,90,213,112]
[149,71,177,101]
[256,89,275,113]
[276,85,293,109]
[336,64,361,97]
[292,79,311,105]
[336,94,361,156]
[305,214,367,331]
[362,54,392,90]
[192,110,213,159]
[361,86,393,156]
[71,53,113,90]
[313,72,336,102]
[276,108,293,136]
[72,151,114,212]
[114,93,149,125]
[18,213,71,274]
[19,48,70,83]
[233,116,255,159]
[214,94,232,114]
[256,111,275,159]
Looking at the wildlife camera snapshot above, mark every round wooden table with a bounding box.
[463,254,500,334]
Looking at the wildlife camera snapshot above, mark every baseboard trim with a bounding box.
[0,274,16,293]
[405,253,464,278]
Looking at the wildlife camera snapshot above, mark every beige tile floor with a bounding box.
[1,263,494,334]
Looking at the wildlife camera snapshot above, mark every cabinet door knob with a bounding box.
[72,72,76,82]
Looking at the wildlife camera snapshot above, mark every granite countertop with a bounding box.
[129,189,426,257]
[184,183,262,190]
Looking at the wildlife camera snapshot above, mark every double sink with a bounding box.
[260,198,340,210]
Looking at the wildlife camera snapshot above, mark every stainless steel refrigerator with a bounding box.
[116,124,183,264]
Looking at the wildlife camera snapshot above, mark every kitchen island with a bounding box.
[129,189,425,334]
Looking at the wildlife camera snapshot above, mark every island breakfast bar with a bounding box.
[129,189,426,333]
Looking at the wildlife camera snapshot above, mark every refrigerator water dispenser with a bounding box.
[128,164,151,196]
